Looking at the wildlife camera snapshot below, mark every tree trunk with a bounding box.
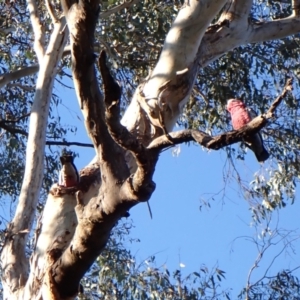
[1,17,68,300]
[1,0,300,299]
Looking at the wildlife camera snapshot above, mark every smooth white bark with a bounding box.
[0,65,39,89]
[24,191,78,299]
[143,0,227,100]
[3,0,300,298]
[248,17,300,43]
[1,18,68,300]
[123,0,300,145]
[27,0,45,63]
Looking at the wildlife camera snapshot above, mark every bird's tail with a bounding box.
[254,147,270,163]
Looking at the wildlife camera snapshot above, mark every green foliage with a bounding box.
[0,1,78,201]
[80,221,231,300]
[182,38,300,217]
[1,0,300,298]
[238,270,300,300]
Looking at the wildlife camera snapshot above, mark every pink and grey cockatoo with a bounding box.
[226,99,269,162]
[59,153,79,187]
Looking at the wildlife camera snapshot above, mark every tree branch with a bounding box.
[46,141,93,148]
[0,121,29,137]
[1,17,68,298]
[142,0,228,100]
[3,113,31,123]
[198,8,300,68]
[0,116,94,148]
[45,0,59,23]
[99,51,156,199]
[62,0,128,183]
[99,51,144,155]
[266,78,293,117]
[26,0,45,63]
[0,46,71,89]
[99,0,139,19]
[0,65,39,89]
[219,0,253,23]
[122,0,230,151]
[248,17,300,44]
[147,79,293,151]
[292,0,300,17]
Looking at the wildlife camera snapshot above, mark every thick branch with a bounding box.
[48,3,134,297]
[292,0,300,17]
[142,0,227,100]
[248,17,300,44]
[123,0,256,141]
[99,51,156,198]
[198,9,300,68]
[62,0,128,183]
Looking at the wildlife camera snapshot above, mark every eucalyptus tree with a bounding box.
[1,0,300,299]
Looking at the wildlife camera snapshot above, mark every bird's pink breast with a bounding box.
[64,176,78,187]
[229,105,251,130]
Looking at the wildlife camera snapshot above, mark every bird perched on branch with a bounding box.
[59,153,79,187]
[226,99,269,162]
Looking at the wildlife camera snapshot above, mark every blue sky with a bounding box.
[53,77,300,297]
[129,145,300,296]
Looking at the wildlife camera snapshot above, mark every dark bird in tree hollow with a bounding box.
[59,153,79,187]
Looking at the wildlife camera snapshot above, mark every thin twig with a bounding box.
[0,121,93,148]
[7,83,36,92]
[46,141,93,148]
[99,0,139,19]
[266,78,293,116]
[3,113,31,123]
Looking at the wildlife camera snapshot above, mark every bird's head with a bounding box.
[60,154,75,165]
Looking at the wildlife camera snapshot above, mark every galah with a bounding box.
[59,154,79,187]
[226,99,269,162]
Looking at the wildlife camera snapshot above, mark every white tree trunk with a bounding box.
[1,18,68,300]
[2,0,300,299]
